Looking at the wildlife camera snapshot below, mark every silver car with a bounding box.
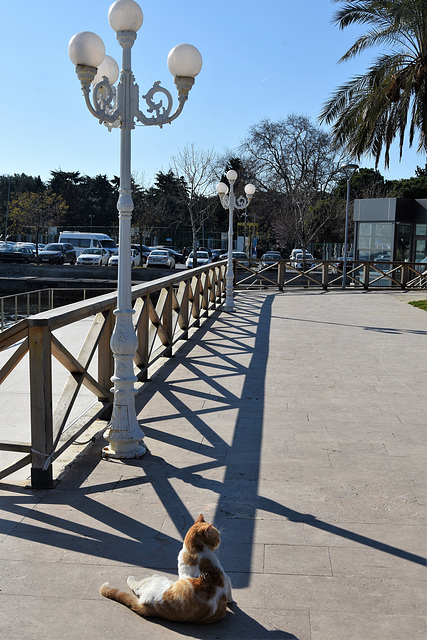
[146,249,176,269]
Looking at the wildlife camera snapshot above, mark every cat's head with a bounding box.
[184,514,221,552]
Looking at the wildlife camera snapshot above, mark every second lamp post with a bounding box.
[216,171,255,312]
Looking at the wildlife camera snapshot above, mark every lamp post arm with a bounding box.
[235,194,251,211]
[136,76,194,128]
[76,66,121,127]
[77,72,195,131]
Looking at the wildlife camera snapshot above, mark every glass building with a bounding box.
[354,198,427,263]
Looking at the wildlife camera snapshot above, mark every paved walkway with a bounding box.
[0,289,426,639]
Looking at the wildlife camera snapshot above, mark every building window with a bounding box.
[357,222,393,260]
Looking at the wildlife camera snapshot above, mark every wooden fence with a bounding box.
[234,259,427,290]
[0,262,226,488]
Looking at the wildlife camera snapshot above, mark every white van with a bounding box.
[289,248,303,260]
[58,231,117,257]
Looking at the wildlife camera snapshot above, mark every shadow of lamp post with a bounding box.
[340,163,358,290]
[216,170,255,312]
[68,0,202,458]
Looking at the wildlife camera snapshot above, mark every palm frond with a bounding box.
[320,0,427,168]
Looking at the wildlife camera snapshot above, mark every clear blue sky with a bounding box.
[0,0,424,187]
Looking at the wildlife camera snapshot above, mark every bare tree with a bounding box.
[171,143,218,264]
[240,115,346,255]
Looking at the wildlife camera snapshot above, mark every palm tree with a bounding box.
[319,0,427,168]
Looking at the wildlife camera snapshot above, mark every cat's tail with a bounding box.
[100,582,155,617]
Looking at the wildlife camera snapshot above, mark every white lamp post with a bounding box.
[69,0,202,458]
[216,171,255,312]
[340,163,358,290]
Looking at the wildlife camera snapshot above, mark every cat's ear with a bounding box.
[195,514,205,523]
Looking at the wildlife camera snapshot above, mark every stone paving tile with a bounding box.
[264,544,332,576]
[1,289,426,639]
[310,611,426,640]
[329,546,427,580]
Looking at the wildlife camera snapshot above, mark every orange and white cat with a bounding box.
[100,514,233,624]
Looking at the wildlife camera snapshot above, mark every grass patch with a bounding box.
[409,299,427,312]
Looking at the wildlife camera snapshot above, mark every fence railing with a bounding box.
[0,288,116,331]
[0,262,226,487]
[234,259,427,290]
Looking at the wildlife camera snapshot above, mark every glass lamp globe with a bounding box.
[226,170,238,182]
[167,43,202,78]
[68,31,105,67]
[108,0,143,32]
[92,55,120,85]
[245,183,256,196]
[216,182,228,196]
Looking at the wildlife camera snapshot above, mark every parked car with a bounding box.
[15,242,37,253]
[185,251,211,269]
[76,248,110,266]
[331,255,354,273]
[0,241,16,250]
[0,245,37,263]
[211,249,223,262]
[260,251,282,269]
[131,244,152,263]
[219,251,250,268]
[156,247,184,263]
[38,243,77,265]
[291,252,316,269]
[289,248,303,260]
[131,249,141,267]
[146,249,176,269]
[108,249,143,268]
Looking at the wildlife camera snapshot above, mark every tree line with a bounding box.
[1,2,426,257]
[1,114,426,257]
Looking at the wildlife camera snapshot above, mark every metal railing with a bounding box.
[0,262,226,487]
[0,288,115,331]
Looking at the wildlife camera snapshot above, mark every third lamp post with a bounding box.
[340,162,358,290]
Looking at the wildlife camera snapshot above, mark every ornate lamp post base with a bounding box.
[102,441,146,459]
[223,282,235,312]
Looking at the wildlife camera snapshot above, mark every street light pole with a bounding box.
[4,176,11,242]
[340,163,358,291]
[69,0,202,458]
[216,170,255,312]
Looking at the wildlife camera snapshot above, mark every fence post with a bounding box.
[209,267,217,310]
[363,262,370,290]
[191,275,201,327]
[322,262,329,290]
[98,308,114,409]
[163,285,173,357]
[135,294,150,379]
[28,324,54,489]
[278,261,285,290]
[400,263,408,289]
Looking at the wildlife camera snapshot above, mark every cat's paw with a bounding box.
[127,576,138,590]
